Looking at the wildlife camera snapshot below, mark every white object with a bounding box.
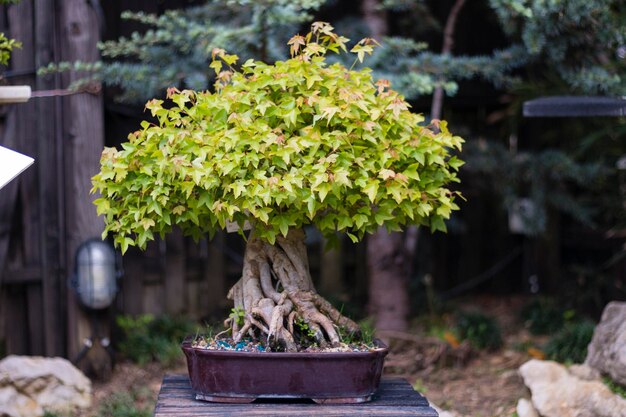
[0,86,31,104]
[75,240,117,309]
[0,146,34,190]
[508,198,537,235]
[517,398,539,417]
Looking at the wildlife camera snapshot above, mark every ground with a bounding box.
[383,295,535,416]
[80,295,539,417]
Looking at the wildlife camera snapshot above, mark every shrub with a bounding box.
[519,298,566,335]
[544,320,595,364]
[454,311,502,350]
[116,314,197,366]
[95,390,152,417]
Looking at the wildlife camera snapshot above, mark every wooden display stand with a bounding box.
[154,374,438,416]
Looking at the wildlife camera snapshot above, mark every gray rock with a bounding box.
[0,355,91,416]
[585,301,626,385]
[569,363,601,381]
[516,398,539,417]
[520,359,626,417]
[0,385,42,417]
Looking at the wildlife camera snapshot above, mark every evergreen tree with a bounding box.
[41,0,325,102]
[489,0,625,95]
[43,0,625,320]
[466,0,625,232]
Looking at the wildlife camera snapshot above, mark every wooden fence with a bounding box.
[3,0,624,363]
[117,230,369,321]
[0,0,369,362]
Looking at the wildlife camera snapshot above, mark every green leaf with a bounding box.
[274,215,291,237]
[307,198,317,219]
[317,183,332,202]
[363,180,379,203]
[119,237,134,255]
[430,215,447,233]
[335,216,351,231]
[353,214,369,229]
[448,156,464,170]
[92,23,463,250]
[403,163,421,180]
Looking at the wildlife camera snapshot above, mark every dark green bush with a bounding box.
[116,314,197,366]
[519,298,572,335]
[544,320,595,364]
[454,311,503,350]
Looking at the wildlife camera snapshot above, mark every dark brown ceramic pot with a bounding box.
[181,337,388,404]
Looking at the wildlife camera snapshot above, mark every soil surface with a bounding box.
[192,336,375,352]
[80,295,538,417]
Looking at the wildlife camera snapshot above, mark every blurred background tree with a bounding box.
[43,0,626,329]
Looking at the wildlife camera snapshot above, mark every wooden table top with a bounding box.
[154,374,438,416]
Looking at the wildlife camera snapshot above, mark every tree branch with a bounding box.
[430,0,467,121]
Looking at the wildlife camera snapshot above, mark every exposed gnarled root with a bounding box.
[222,229,360,351]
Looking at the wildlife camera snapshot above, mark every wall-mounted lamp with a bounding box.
[72,239,119,309]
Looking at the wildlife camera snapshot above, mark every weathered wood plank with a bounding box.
[120,250,145,316]
[203,232,226,316]
[4,286,28,354]
[154,375,438,417]
[319,238,343,296]
[35,0,65,357]
[1,3,27,356]
[0,119,19,285]
[2,267,41,284]
[58,0,106,361]
[143,283,165,316]
[27,285,45,355]
[164,228,186,315]
[7,0,44,356]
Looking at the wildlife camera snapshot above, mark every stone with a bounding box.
[519,359,626,417]
[430,403,464,417]
[0,385,42,417]
[0,355,91,416]
[585,301,626,385]
[516,398,539,417]
[568,363,600,381]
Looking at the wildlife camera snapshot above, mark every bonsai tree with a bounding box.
[92,23,463,351]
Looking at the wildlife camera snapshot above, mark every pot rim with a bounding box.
[181,337,388,359]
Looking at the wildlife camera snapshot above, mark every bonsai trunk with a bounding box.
[225,229,360,351]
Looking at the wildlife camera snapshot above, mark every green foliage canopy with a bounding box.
[490,0,625,94]
[0,32,20,67]
[93,24,463,253]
